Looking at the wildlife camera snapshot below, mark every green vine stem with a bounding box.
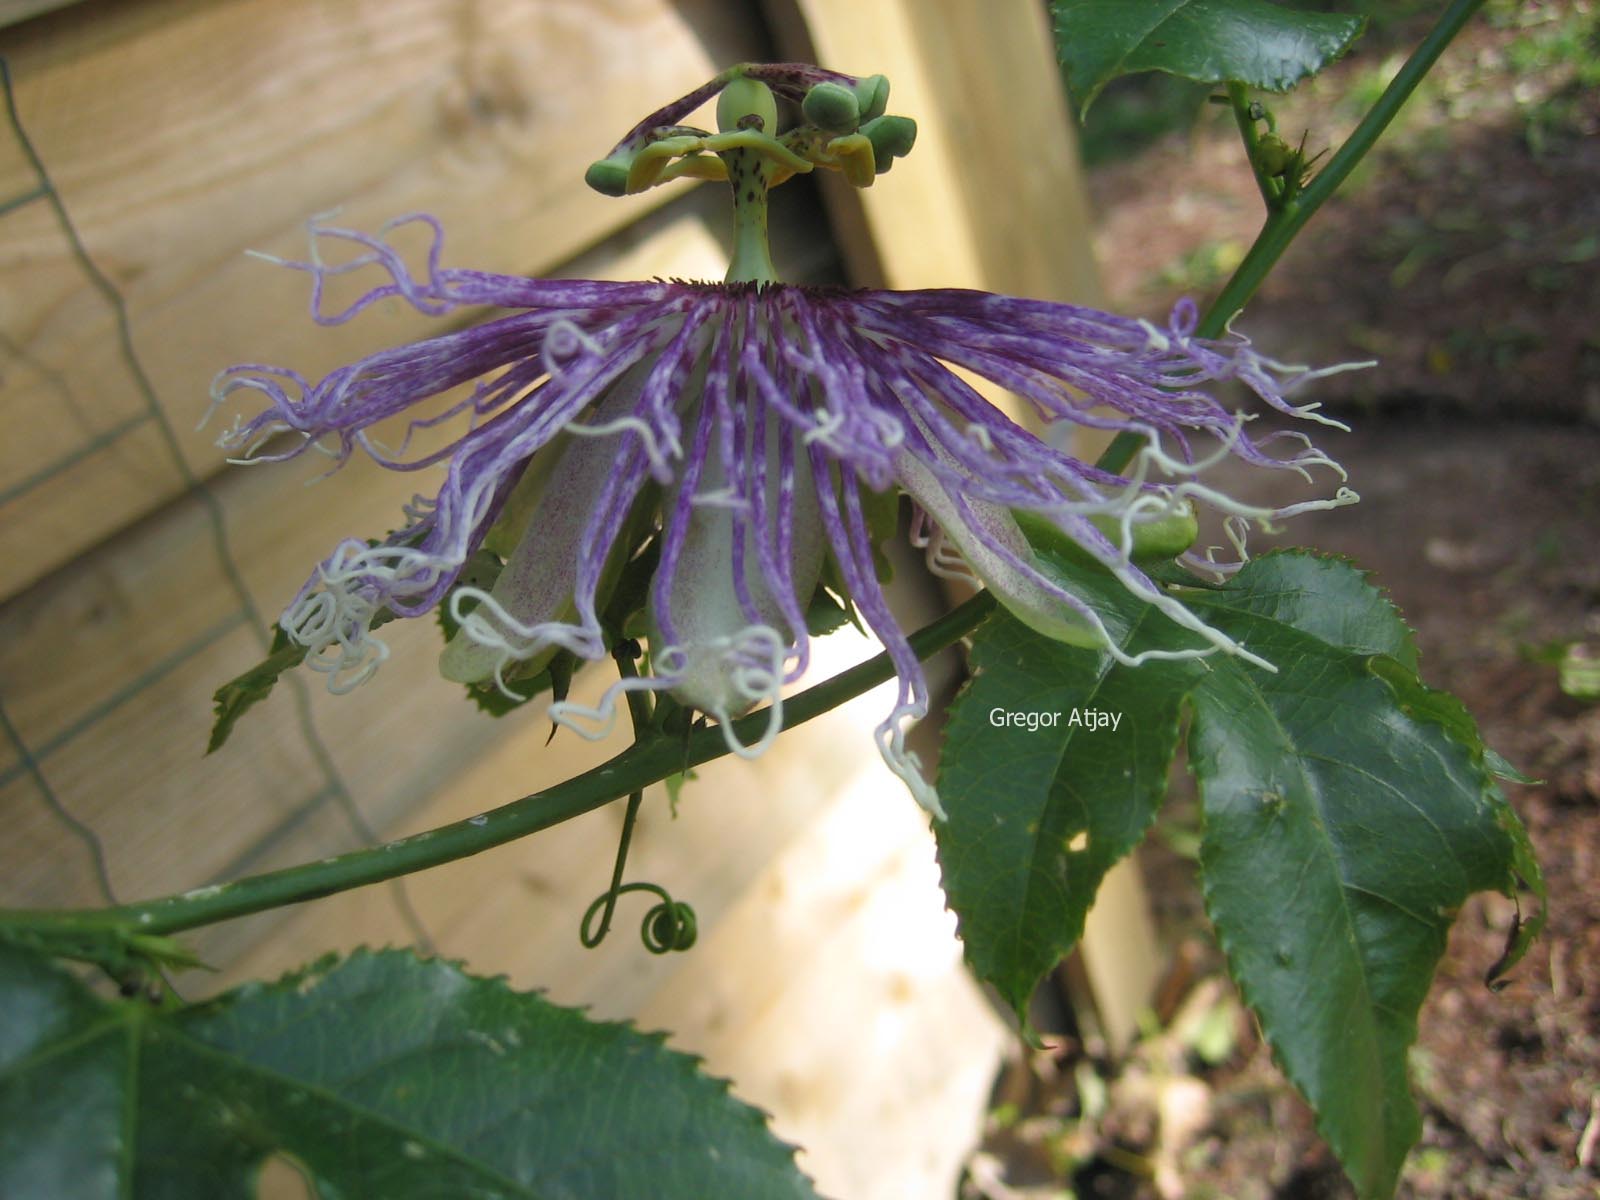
[0,594,995,949]
[1095,0,1486,475]
[1227,82,1278,210]
[580,643,667,948]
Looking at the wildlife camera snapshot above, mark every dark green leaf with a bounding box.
[1185,556,1516,1199]
[934,547,1535,1197]
[804,588,854,637]
[1484,746,1539,786]
[0,946,819,1200]
[935,540,1208,1022]
[1180,551,1417,670]
[1053,0,1367,116]
[1484,790,1547,989]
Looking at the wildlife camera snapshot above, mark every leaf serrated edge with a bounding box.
[932,621,1064,1040]
[233,947,819,1181]
[933,606,1192,1035]
[1364,653,1530,903]
[1216,548,1422,671]
[1192,641,1529,1200]
[1186,689,1416,1200]
[1052,1,1366,117]
[1191,843,1410,1200]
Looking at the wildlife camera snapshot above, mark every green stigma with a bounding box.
[717,78,781,285]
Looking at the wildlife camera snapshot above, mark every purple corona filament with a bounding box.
[212,66,1358,817]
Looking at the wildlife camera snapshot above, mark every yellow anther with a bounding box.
[653,155,730,186]
[625,135,709,193]
[825,134,876,188]
[625,130,811,195]
[777,127,878,188]
[705,129,814,175]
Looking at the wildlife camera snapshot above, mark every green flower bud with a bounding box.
[1253,133,1296,179]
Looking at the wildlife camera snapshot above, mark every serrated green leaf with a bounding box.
[0,945,819,1200]
[804,587,854,637]
[1182,551,1418,670]
[1053,0,1367,116]
[937,611,1202,1022]
[935,539,1208,1022]
[1184,557,1516,1199]
[206,628,306,754]
[210,601,404,752]
[1484,789,1547,989]
[1484,746,1538,786]
[934,548,1535,1197]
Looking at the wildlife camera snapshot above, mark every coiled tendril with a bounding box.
[581,881,698,954]
[578,771,698,955]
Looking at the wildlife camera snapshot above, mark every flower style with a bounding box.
[211,64,1357,817]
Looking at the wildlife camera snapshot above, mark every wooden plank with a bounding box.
[767,0,1101,302]
[0,0,762,600]
[772,0,1161,1052]
[638,754,1007,1199]
[0,200,737,925]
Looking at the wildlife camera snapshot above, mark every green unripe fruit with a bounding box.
[802,81,860,132]
[1092,506,1199,562]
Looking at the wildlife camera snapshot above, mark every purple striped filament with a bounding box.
[211,214,1358,817]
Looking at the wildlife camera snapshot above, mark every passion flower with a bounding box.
[211,63,1355,816]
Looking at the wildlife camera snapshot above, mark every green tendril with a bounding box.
[580,882,698,954]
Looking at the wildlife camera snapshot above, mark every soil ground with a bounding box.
[963,4,1600,1197]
